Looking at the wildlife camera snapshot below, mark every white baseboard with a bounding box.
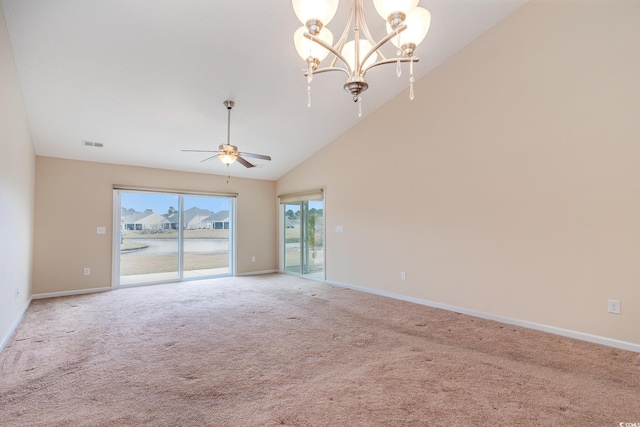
[32,286,112,300]
[325,280,640,354]
[0,296,33,353]
[236,269,278,277]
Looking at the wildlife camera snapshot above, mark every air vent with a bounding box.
[82,140,104,148]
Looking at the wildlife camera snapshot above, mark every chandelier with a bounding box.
[292,0,431,116]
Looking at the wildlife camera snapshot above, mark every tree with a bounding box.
[167,206,177,215]
[144,209,153,213]
[286,209,294,219]
[308,214,315,247]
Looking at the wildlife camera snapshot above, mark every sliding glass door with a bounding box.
[283,199,324,280]
[115,190,233,287]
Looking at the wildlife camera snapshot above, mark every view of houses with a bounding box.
[121,207,230,232]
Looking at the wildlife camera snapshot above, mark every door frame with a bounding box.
[111,189,236,289]
[278,190,325,281]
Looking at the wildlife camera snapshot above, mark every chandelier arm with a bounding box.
[331,36,349,67]
[307,66,351,77]
[354,26,361,74]
[359,24,408,72]
[304,32,353,75]
[352,0,368,74]
[330,36,348,68]
[356,0,380,47]
[361,56,419,77]
[375,49,388,62]
[329,53,339,68]
[354,0,387,61]
[330,1,354,68]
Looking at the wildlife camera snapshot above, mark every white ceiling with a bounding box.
[3,0,527,181]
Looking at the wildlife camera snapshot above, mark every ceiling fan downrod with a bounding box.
[224,100,234,146]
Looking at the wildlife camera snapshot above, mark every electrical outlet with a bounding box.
[251,256,256,262]
[84,267,91,276]
[400,271,406,280]
[608,299,620,314]
[96,226,106,234]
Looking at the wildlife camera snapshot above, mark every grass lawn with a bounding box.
[119,253,229,275]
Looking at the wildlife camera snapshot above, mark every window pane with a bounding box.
[284,203,301,274]
[306,200,324,279]
[119,192,180,284]
[183,195,231,277]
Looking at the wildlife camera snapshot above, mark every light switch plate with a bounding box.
[97,226,106,234]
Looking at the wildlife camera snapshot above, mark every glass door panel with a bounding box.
[183,195,231,278]
[284,203,302,274]
[119,192,180,285]
[305,200,324,279]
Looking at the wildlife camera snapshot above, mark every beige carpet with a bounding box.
[1,274,638,426]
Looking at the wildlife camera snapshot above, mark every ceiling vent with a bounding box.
[82,140,104,148]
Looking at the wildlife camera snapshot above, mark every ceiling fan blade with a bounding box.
[182,149,217,153]
[238,152,271,161]
[200,154,221,163]
[236,156,255,168]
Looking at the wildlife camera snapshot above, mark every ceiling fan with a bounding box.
[182,100,271,169]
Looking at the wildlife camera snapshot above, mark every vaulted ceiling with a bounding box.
[3,0,527,180]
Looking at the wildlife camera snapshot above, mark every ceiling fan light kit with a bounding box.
[292,0,431,116]
[218,145,238,166]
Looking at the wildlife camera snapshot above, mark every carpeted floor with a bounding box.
[1,274,639,426]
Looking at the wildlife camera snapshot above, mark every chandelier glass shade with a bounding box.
[294,26,334,63]
[387,6,431,53]
[342,39,378,71]
[292,0,431,113]
[373,0,418,26]
[292,0,339,29]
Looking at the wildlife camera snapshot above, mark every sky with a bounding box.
[121,191,231,215]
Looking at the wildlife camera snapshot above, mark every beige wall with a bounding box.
[0,3,35,347]
[277,1,640,345]
[34,157,277,294]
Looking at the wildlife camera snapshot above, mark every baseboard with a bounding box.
[32,287,112,300]
[325,280,640,354]
[0,296,33,353]
[236,269,278,277]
